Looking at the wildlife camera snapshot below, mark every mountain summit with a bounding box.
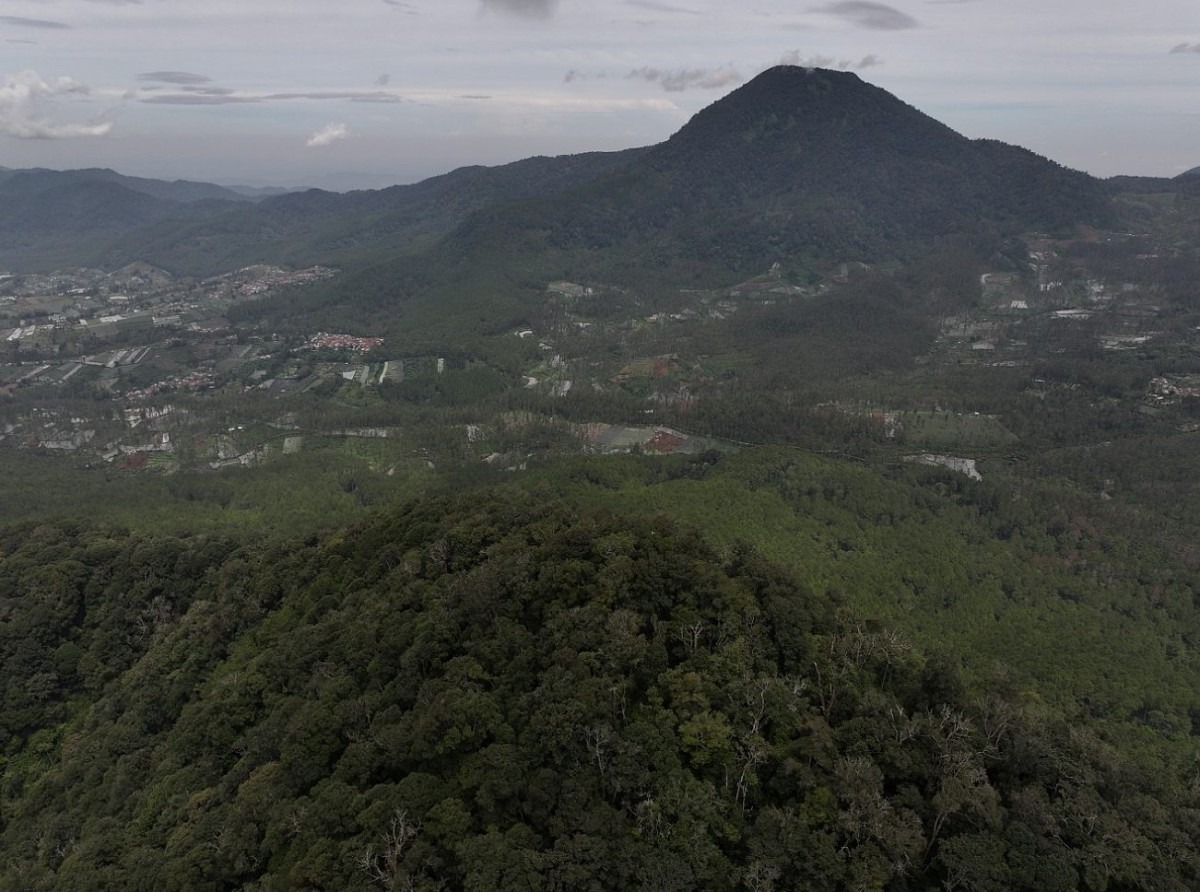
[653,66,967,178]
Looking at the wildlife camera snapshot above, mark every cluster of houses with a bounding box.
[1148,377,1200,404]
[125,371,215,402]
[305,332,385,352]
[235,266,336,296]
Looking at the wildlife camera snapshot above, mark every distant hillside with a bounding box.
[93,148,651,275]
[0,174,171,235]
[0,167,254,204]
[268,66,1119,339]
[223,184,296,199]
[431,67,1114,288]
[0,169,251,270]
[0,177,189,269]
[0,152,650,275]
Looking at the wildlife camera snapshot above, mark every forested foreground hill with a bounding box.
[2,490,1199,891]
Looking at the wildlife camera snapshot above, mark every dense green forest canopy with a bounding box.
[3,491,1199,890]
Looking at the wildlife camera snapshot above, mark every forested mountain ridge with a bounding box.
[423,66,1114,288]
[223,66,1123,340]
[0,169,261,271]
[228,65,1122,341]
[0,149,649,276]
[93,146,651,276]
[0,167,256,205]
[0,176,173,236]
[3,489,1198,890]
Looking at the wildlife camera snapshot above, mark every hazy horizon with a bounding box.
[2,0,1198,188]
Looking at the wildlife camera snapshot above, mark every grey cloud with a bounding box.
[777,50,883,70]
[306,123,348,148]
[141,94,259,105]
[625,0,700,14]
[138,71,212,85]
[1169,43,1200,54]
[811,1,918,30]
[628,65,744,91]
[140,88,407,106]
[0,70,112,138]
[382,0,417,10]
[459,94,492,99]
[266,90,404,102]
[375,73,391,87]
[7,39,38,45]
[479,0,559,19]
[0,16,70,29]
[180,86,236,96]
[564,69,609,82]
[349,94,407,103]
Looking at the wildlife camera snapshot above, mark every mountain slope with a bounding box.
[0,170,247,270]
[0,167,255,204]
[0,151,647,275]
[267,66,1118,338]
[433,67,1113,286]
[0,176,173,239]
[94,148,651,275]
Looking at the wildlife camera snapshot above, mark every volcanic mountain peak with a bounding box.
[657,66,964,164]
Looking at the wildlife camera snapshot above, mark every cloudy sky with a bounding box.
[1,0,1197,189]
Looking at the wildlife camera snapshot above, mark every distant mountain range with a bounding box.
[0,167,261,205]
[0,67,1181,279]
[0,151,649,274]
[0,168,262,270]
[95,148,651,275]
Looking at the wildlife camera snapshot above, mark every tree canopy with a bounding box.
[2,491,1197,890]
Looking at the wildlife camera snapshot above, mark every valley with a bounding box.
[2,216,1197,534]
